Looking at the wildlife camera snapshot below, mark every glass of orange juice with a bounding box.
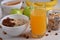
[30,6,47,38]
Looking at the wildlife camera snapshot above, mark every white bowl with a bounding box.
[0,14,29,36]
[1,0,22,16]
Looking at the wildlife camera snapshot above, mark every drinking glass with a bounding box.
[30,5,47,38]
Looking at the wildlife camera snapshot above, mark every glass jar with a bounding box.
[48,9,60,30]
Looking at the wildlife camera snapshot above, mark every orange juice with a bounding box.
[30,8,46,37]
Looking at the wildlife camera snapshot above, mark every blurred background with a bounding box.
[0,0,60,8]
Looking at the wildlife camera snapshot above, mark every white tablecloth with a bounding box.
[0,0,60,40]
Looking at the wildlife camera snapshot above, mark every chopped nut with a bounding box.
[26,36,29,39]
[48,30,51,33]
[55,33,58,35]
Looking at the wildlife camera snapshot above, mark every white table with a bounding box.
[0,0,60,40]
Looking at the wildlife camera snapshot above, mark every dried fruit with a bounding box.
[2,17,15,27]
[45,34,49,36]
